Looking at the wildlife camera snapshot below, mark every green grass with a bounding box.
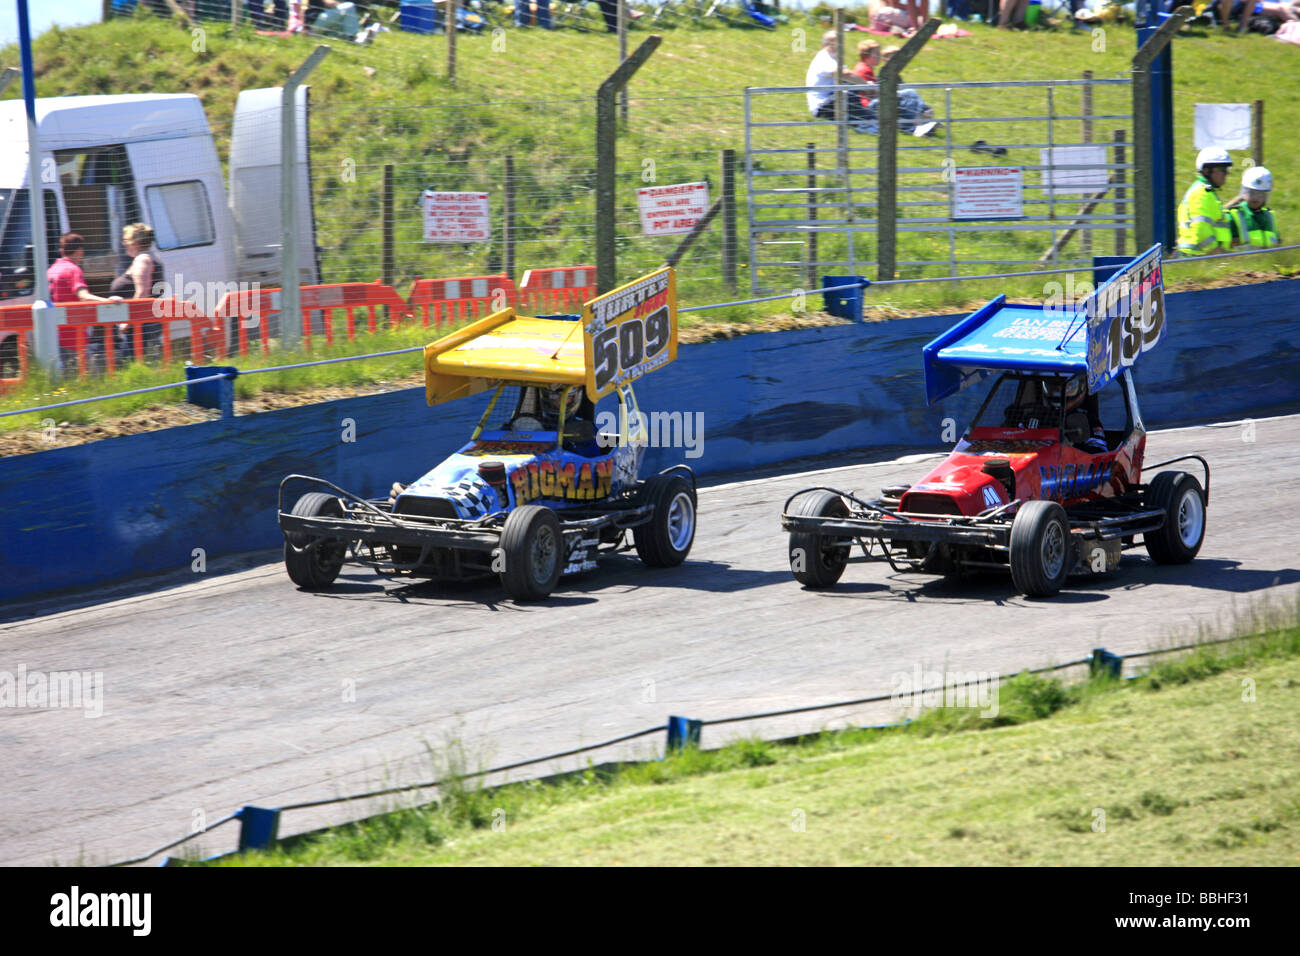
[204,595,1300,866]
[3,11,1298,426]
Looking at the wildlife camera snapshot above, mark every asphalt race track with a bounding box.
[4,414,1298,865]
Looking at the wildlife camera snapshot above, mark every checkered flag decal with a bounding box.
[441,477,494,518]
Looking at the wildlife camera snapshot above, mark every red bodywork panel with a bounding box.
[900,426,1147,517]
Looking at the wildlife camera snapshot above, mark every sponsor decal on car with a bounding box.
[1040,457,1116,500]
[510,458,615,505]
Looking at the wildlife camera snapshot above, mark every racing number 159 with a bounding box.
[592,306,670,392]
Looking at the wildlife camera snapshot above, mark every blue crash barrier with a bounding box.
[1,277,1297,603]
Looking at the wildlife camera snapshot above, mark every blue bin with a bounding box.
[186,366,238,413]
[821,275,869,321]
[400,0,437,34]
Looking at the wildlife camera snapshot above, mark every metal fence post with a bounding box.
[1114,128,1127,257]
[280,45,330,351]
[1131,9,1186,254]
[382,164,395,289]
[504,154,516,283]
[447,0,458,86]
[721,148,736,292]
[1081,70,1093,260]
[1251,99,1264,166]
[618,1,628,123]
[806,142,818,291]
[595,36,662,294]
[876,18,940,283]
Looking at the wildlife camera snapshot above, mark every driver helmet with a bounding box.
[541,384,582,421]
[1059,375,1087,412]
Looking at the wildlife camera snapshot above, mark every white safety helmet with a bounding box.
[1241,166,1273,192]
[1195,147,1232,171]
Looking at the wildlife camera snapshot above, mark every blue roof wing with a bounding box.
[922,245,1166,405]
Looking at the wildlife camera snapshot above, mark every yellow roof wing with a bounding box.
[423,267,677,406]
[424,308,587,406]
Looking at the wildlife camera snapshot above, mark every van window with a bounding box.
[146,181,215,250]
[0,189,62,300]
[54,145,139,258]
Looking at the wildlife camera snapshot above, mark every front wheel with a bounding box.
[499,505,563,602]
[283,492,348,590]
[634,474,697,568]
[1144,471,1206,565]
[1009,500,1071,597]
[788,491,850,588]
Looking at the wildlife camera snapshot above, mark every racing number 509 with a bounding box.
[593,306,670,392]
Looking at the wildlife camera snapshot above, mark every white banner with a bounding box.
[1040,146,1109,196]
[636,182,710,236]
[951,167,1023,221]
[422,190,490,243]
[1193,103,1251,151]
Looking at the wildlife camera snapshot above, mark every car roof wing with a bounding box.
[424,267,678,407]
[921,244,1166,406]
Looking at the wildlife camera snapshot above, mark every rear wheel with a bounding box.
[788,491,851,588]
[499,505,563,601]
[283,492,347,590]
[1009,500,1071,597]
[633,474,697,568]
[1144,471,1206,564]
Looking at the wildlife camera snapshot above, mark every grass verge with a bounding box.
[205,594,1300,866]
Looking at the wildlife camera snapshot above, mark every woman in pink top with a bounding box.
[47,232,121,375]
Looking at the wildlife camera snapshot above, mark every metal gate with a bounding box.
[743,77,1133,294]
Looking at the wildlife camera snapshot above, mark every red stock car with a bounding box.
[780,246,1209,597]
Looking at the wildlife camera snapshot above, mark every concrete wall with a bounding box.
[3,278,1298,603]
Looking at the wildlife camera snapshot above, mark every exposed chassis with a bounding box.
[780,455,1210,574]
[278,467,695,579]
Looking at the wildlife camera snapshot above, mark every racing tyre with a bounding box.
[500,505,563,601]
[634,474,697,567]
[283,492,347,590]
[1009,500,1071,597]
[1144,471,1206,565]
[788,491,851,588]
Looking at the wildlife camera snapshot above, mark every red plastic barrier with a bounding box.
[210,282,410,355]
[517,265,596,313]
[0,298,213,385]
[0,303,32,392]
[407,274,517,327]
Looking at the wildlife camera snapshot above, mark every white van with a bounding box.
[0,87,318,373]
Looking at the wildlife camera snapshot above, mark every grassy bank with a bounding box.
[3,12,1297,433]
[209,597,1300,866]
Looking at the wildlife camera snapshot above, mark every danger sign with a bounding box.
[951,167,1024,221]
[422,190,491,243]
[636,182,710,236]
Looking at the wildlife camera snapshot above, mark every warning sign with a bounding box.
[951,167,1024,221]
[422,190,491,243]
[636,182,710,236]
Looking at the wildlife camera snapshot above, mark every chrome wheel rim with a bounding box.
[666,492,695,551]
[1177,489,1204,547]
[1041,520,1066,579]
